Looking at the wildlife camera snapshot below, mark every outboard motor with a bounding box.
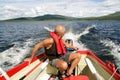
[65,39,74,52]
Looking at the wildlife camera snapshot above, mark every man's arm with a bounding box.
[25,38,53,64]
[30,41,44,61]
[62,40,78,51]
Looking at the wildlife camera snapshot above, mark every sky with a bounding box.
[0,0,120,20]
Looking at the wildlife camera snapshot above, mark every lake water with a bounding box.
[0,20,120,72]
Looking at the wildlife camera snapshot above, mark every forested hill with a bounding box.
[3,11,120,21]
[83,11,120,20]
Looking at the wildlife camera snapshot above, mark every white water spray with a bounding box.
[100,39,120,60]
[78,25,96,37]
[0,38,34,70]
[100,39,120,67]
[44,26,54,32]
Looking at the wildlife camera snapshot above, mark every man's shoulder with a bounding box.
[44,37,54,43]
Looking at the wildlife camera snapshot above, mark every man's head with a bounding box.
[54,25,66,38]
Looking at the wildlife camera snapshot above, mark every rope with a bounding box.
[108,67,120,80]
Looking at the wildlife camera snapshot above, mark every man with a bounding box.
[25,25,81,76]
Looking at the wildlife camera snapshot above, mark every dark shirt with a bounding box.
[44,41,63,60]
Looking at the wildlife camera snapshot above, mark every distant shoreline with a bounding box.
[0,11,120,21]
[0,19,120,22]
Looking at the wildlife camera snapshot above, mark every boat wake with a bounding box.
[100,39,120,67]
[78,24,96,38]
[44,26,54,32]
[0,39,35,71]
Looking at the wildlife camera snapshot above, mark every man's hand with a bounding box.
[74,47,78,51]
[24,58,32,65]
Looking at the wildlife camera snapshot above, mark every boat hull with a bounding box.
[0,50,120,80]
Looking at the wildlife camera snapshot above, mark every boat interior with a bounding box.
[5,53,116,80]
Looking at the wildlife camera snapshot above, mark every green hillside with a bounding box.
[33,14,75,20]
[5,14,76,21]
[2,11,120,21]
[83,11,120,20]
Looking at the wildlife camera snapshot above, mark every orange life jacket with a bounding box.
[50,32,66,54]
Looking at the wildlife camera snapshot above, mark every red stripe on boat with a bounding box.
[6,53,45,77]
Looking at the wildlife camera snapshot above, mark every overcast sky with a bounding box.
[0,0,120,20]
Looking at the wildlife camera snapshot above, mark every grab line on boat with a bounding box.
[108,66,120,80]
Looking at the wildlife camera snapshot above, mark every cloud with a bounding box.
[0,0,120,20]
[102,0,120,11]
[0,5,38,20]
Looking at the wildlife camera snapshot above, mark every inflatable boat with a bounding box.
[0,39,120,80]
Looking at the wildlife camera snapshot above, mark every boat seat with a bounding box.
[85,58,104,80]
[85,58,97,74]
[75,54,87,75]
[23,59,49,80]
[9,56,49,80]
[35,64,58,80]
